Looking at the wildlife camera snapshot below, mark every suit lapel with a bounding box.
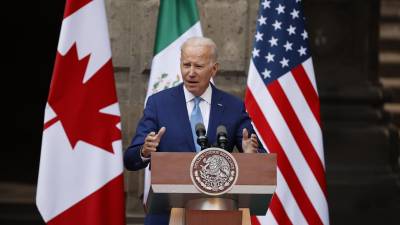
[208,85,224,145]
[172,84,196,151]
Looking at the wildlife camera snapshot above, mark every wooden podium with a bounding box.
[146,152,277,225]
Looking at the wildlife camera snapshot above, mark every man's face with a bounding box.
[180,45,218,96]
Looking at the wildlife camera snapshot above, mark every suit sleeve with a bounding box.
[124,96,159,171]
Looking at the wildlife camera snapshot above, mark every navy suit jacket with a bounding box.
[124,83,256,171]
[123,83,258,225]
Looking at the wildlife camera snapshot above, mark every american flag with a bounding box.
[245,0,329,225]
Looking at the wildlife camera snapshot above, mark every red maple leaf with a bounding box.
[46,44,121,153]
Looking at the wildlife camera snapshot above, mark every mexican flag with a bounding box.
[145,0,203,99]
[143,0,203,204]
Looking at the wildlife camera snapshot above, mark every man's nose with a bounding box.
[189,66,196,76]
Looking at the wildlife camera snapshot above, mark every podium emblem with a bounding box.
[190,148,239,195]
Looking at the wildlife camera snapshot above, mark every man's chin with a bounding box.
[184,83,196,90]
[185,85,201,96]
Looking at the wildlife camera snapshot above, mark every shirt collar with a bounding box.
[183,83,212,104]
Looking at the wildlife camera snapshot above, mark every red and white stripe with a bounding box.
[245,58,329,225]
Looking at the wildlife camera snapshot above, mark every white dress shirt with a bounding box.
[183,84,212,132]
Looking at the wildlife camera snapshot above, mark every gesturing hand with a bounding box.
[141,127,166,157]
[242,128,259,153]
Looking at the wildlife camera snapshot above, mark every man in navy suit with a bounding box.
[124,37,259,225]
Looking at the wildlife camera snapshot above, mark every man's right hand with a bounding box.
[141,127,166,157]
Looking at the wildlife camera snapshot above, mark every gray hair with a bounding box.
[181,36,218,62]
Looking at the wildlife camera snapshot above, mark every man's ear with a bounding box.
[211,62,219,77]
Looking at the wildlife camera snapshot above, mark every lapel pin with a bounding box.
[217,103,223,107]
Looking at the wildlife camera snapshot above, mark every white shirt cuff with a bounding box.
[139,146,151,162]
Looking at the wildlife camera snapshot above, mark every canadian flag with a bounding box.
[36,0,125,224]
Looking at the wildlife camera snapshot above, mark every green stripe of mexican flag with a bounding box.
[143,0,203,205]
[146,0,203,99]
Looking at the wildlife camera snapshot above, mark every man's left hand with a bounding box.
[242,128,259,153]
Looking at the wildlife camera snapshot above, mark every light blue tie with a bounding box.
[190,97,204,152]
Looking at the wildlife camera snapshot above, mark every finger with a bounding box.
[250,135,258,147]
[144,141,158,149]
[145,137,156,143]
[146,146,157,152]
[142,143,157,156]
[250,134,257,141]
[155,127,166,141]
[147,129,161,140]
[145,142,159,148]
[143,148,156,157]
[145,132,156,141]
[251,141,259,148]
[242,128,249,140]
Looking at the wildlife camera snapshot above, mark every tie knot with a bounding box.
[194,97,201,105]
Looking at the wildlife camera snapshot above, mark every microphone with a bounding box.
[216,125,228,150]
[195,123,209,150]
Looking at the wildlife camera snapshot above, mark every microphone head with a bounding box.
[195,123,206,136]
[216,125,227,136]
